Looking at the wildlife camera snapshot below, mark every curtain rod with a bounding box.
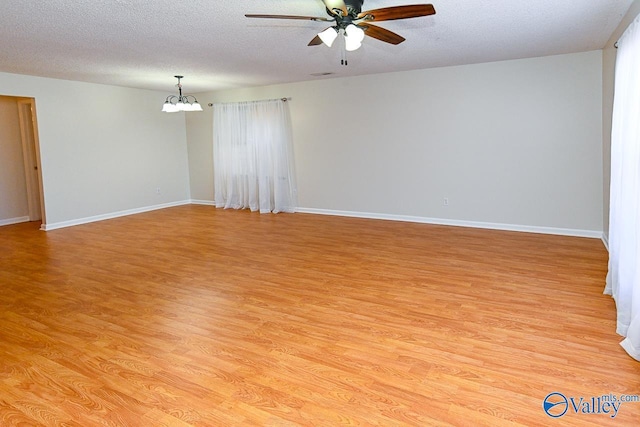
[207,97,291,107]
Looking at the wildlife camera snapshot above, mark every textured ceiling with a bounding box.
[0,0,633,93]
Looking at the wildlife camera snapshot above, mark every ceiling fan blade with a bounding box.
[308,35,323,46]
[361,24,406,45]
[357,4,436,22]
[245,14,331,22]
[321,0,348,17]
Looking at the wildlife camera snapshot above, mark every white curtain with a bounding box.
[213,99,297,213]
[605,14,640,362]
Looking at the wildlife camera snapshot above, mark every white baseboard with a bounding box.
[602,233,610,251]
[41,200,191,231]
[38,201,605,240]
[296,207,604,239]
[0,216,30,227]
[190,199,216,206]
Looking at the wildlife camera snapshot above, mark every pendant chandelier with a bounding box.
[162,75,203,113]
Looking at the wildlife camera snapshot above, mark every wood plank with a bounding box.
[0,205,638,425]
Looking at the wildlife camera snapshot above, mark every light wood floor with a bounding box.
[1,205,638,426]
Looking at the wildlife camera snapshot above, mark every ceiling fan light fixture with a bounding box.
[318,27,338,47]
[162,75,203,113]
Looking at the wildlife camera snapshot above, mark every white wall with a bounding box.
[186,106,214,202]
[0,96,29,223]
[0,72,191,228]
[187,51,603,234]
[602,0,640,243]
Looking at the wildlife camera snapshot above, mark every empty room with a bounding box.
[1,1,640,425]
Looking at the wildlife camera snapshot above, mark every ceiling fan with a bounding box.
[246,0,436,51]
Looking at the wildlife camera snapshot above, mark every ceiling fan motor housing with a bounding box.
[331,0,364,18]
[348,0,365,15]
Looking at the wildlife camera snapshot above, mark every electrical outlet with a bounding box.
[156,187,161,195]
[443,197,449,206]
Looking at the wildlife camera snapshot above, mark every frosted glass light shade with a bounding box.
[344,24,365,51]
[345,24,365,43]
[345,38,362,51]
[162,102,178,112]
[318,27,338,47]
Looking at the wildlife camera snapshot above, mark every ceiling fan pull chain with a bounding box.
[341,35,348,66]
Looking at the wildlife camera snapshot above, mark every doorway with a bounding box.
[0,95,45,226]
[17,98,45,223]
